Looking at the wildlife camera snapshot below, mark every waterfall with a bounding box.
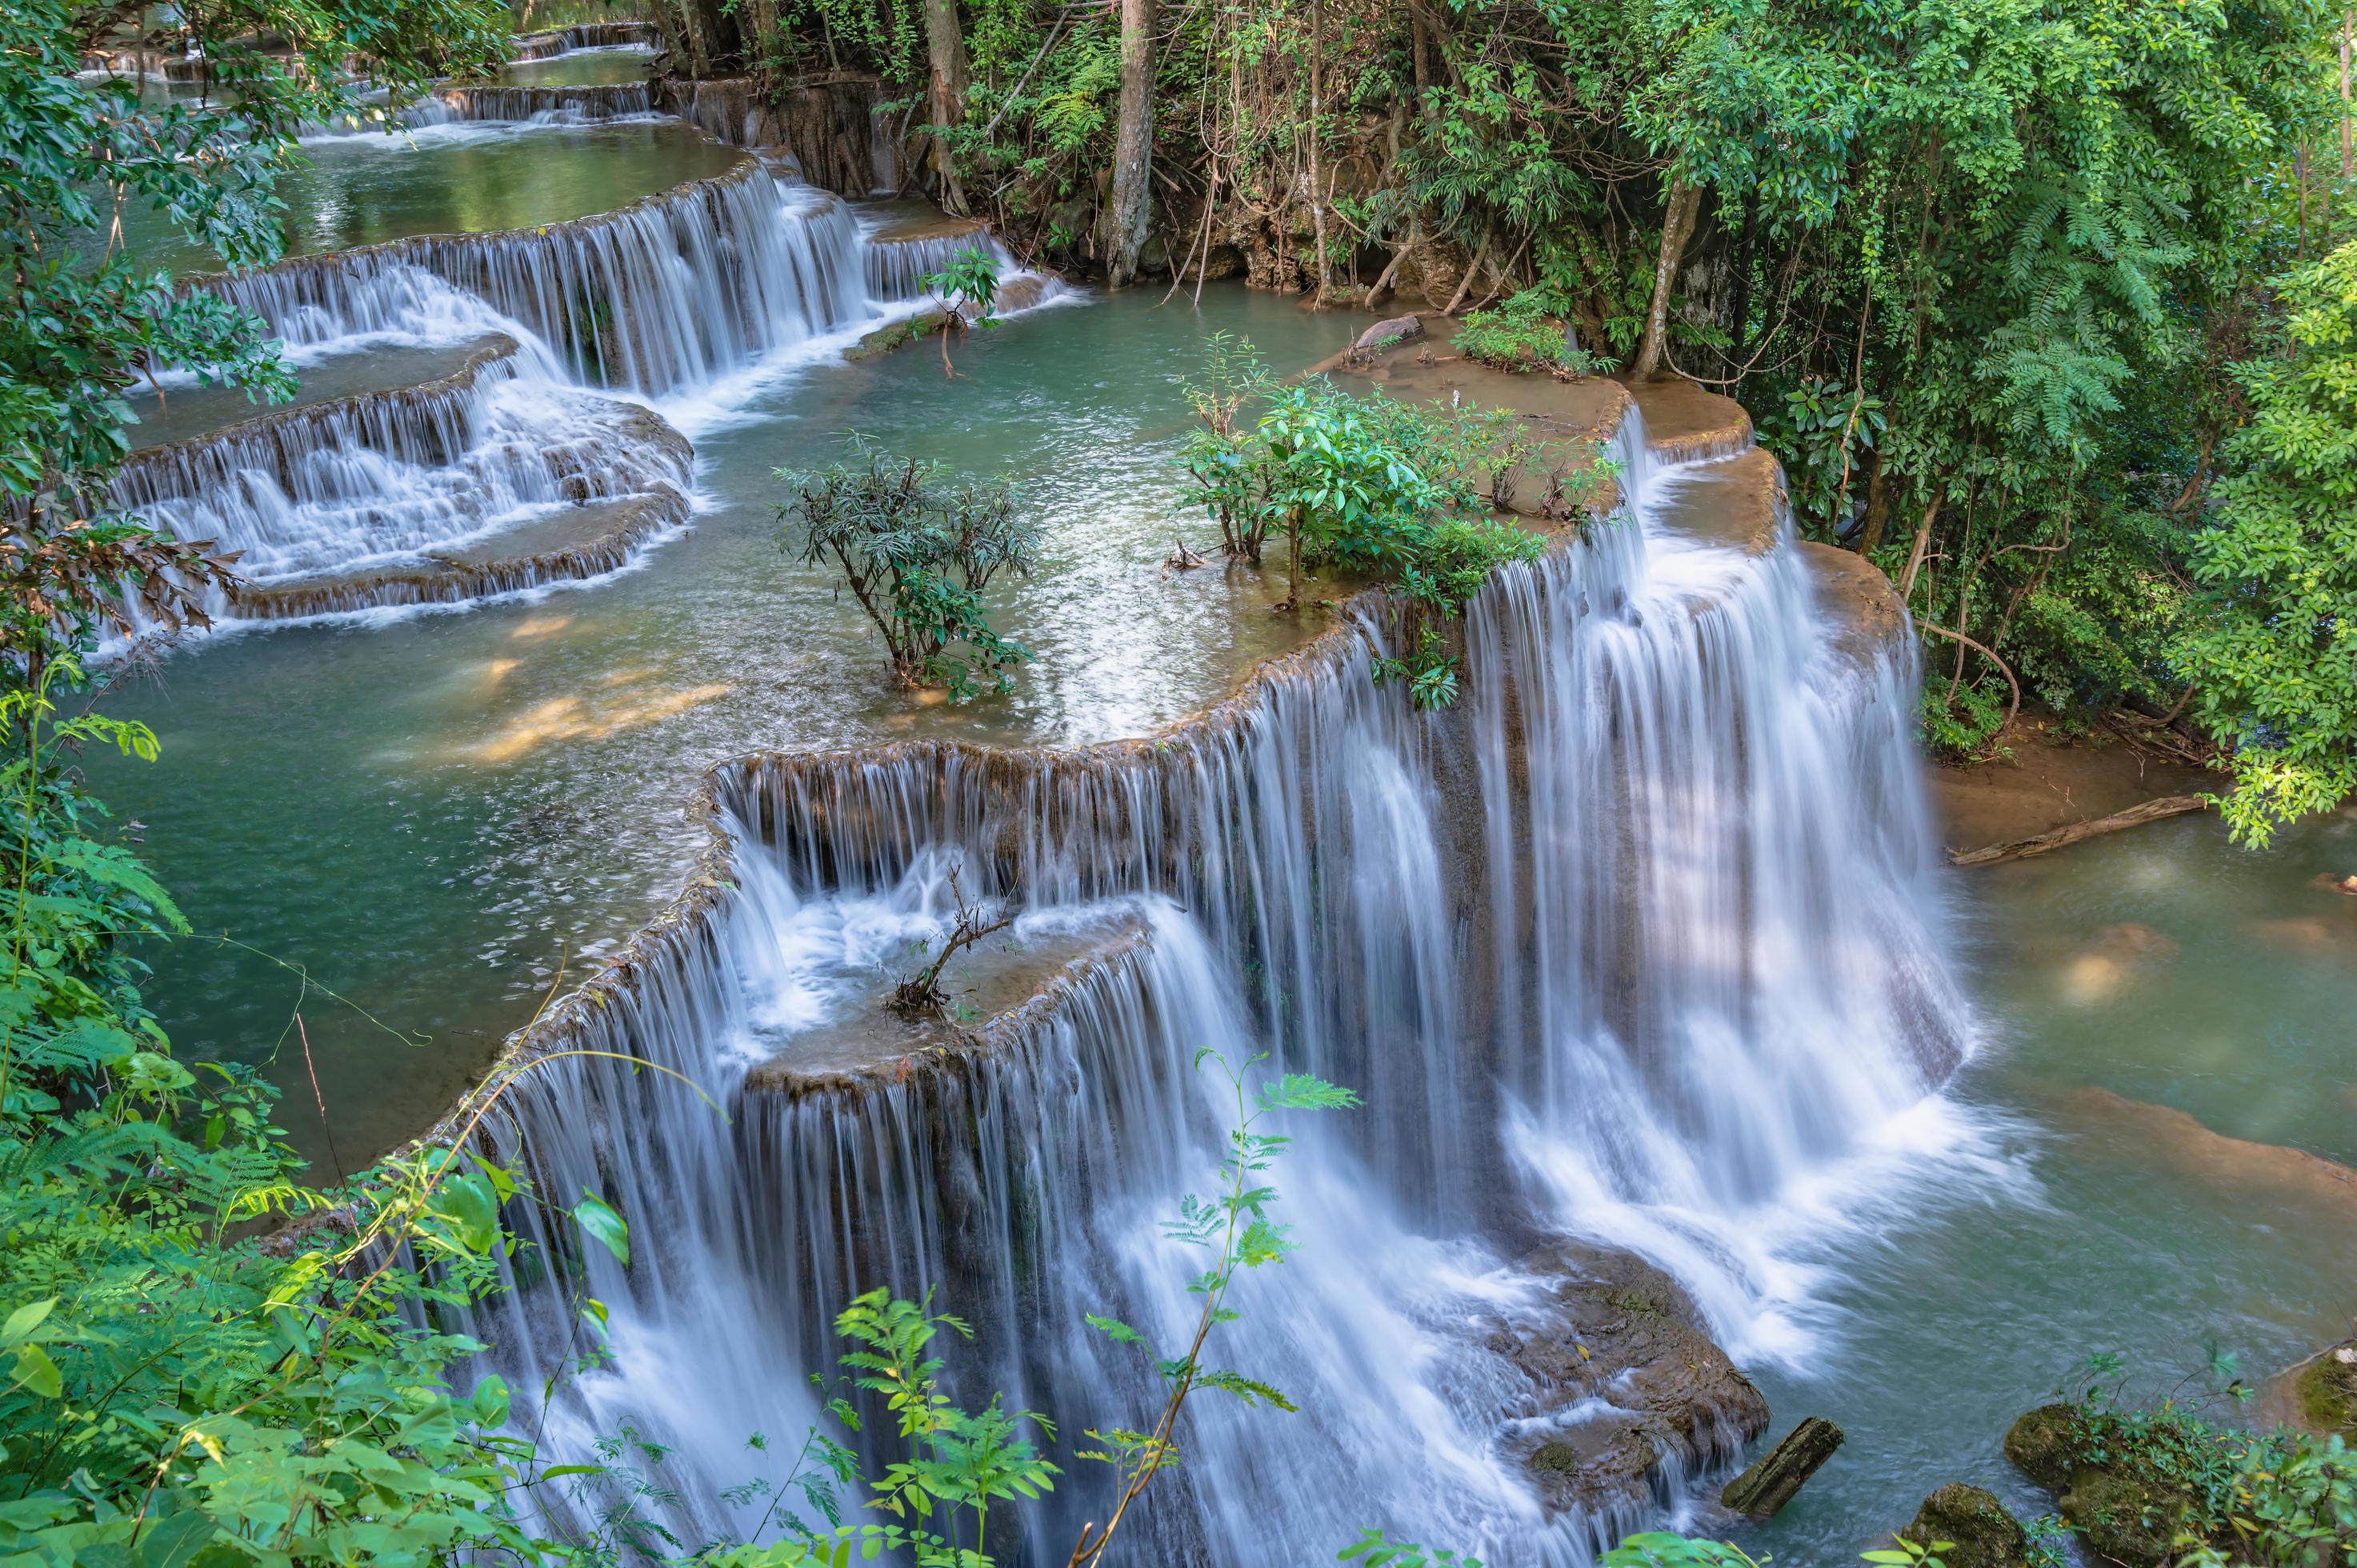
[434,390,1968,1562]
[199,164,869,396]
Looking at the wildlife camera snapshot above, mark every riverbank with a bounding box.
[1928,715,2215,859]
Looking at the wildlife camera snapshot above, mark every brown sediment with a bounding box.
[2059,1086,2357,1218]
[1930,716,2215,858]
[1628,375,1756,463]
[742,921,1152,1096]
[1649,446,1782,557]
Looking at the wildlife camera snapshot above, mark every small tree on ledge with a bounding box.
[778,435,1042,698]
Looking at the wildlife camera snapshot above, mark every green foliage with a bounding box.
[1339,1526,1485,1567]
[1602,1532,1770,1568]
[1067,1054,1358,1568]
[918,248,1005,378]
[1455,291,1607,378]
[2053,1355,2357,1567]
[2,0,513,668]
[1172,344,1564,707]
[0,654,607,1566]
[2179,239,2357,846]
[778,437,1041,698]
[835,1290,1058,1566]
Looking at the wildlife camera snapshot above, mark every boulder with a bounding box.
[1355,314,1425,353]
[1901,1484,2031,1568]
[1722,1415,1844,1516]
[1485,1243,1769,1521]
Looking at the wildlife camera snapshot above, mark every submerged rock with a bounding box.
[1721,1415,1844,1516]
[1901,1483,2031,1568]
[1484,1243,1768,1521]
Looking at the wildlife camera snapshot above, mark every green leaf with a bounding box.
[2,1298,57,1346]
[470,1374,511,1430]
[11,1343,61,1399]
[573,1190,629,1267]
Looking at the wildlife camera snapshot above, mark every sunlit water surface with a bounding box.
[91,282,1363,1166]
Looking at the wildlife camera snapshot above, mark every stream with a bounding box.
[83,43,2357,1566]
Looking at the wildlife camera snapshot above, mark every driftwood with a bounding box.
[1947,794,2211,867]
[1722,1416,1844,1516]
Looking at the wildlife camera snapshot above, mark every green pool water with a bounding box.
[117,118,742,276]
[87,282,1363,1167]
[1740,808,2357,1562]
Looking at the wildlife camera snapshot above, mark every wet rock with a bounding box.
[846,307,949,361]
[2001,1403,2077,1490]
[1722,1415,1843,1516]
[2294,1343,2357,1438]
[2004,1403,2196,1568]
[2310,873,2357,897]
[1355,314,1425,353]
[1901,1484,2031,1568]
[1486,1243,1768,1521]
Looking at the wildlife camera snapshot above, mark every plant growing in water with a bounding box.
[921,246,1004,378]
[779,436,1041,698]
[890,864,1015,1017]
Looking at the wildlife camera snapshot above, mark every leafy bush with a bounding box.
[1455,292,1610,378]
[779,437,1042,698]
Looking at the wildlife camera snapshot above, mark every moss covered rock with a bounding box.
[1902,1484,2030,1568]
[2295,1346,2357,1438]
[2003,1403,2202,1568]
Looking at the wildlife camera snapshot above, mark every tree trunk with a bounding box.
[1101,0,1155,286]
[1857,450,1891,554]
[922,0,970,214]
[1728,190,1759,382]
[1723,1418,1845,1518]
[1307,0,1330,298]
[1898,494,1941,600]
[2343,9,2352,179]
[1631,174,1702,380]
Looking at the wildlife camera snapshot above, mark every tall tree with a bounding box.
[2180,239,2357,844]
[1102,0,1156,284]
[923,0,972,212]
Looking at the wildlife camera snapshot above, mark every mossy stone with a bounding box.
[1902,1484,2030,1568]
[2295,1351,2357,1438]
[2002,1403,2079,1490]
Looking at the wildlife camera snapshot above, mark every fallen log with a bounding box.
[1947,794,2211,867]
[1722,1415,1844,1516]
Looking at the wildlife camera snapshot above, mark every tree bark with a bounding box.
[2343,9,2352,179]
[1898,494,1941,600]
[1101,0,1155,286]
[1857,450,1890,554]
[1728,190,1759,382]
[1723,1418,1845,1517]
[1948,796,2210,867]
[1631,174,1702,379]
[922,0,970,214]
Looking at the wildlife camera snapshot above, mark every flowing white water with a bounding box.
[438,401,1975,1563]
[122,151,1062,620]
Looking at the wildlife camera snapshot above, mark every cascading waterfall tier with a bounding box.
[422,83,654,124]
[195,158,867,396]
[130,146,1026,630]
[418,382,1971,1564]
